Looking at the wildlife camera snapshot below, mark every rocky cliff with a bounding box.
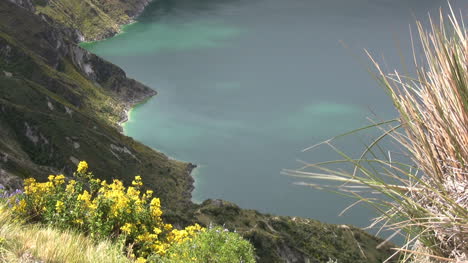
[7,0,35,12]
[0,0,194,211]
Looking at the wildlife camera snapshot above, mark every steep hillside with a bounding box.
[32,0,153,40]
[0,0,194,211]
[191,200,394,263]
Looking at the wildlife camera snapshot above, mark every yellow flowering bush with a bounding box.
[77,161,88,173]
[11,161,204,258]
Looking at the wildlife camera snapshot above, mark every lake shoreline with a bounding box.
[118,94,200,203]
[77,0,199,203]
[118,93,156,132]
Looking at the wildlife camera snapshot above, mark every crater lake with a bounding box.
[82,0,466,228]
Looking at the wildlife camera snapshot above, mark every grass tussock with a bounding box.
[0,205,131,263]
[285,7,467,263]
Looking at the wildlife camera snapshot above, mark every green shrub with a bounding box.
[159,226,255,263]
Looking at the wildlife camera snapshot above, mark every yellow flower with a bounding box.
[150,198,163,218]
[55,200,65,213]
[89,200,98,210]
[132,175,143,187]
[77,161,88,173]
[23,178,37,194]
[53,174,65,185]
[66,180,76,193]
[126,187,140,200]
[12,199,27,214]
[24,178,36,185]
[77,190,92,206]
[93,178,102,184]
[185,224,204,233]
[153,227,162,235]
[120,223,134,234]
[167,224,204,244]
[136,258,147,263]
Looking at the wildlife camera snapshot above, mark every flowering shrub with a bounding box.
[159,226,256,263]
[9,161,204,259]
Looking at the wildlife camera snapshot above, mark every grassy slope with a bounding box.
[0,1,193,212]
[0,205,131,263]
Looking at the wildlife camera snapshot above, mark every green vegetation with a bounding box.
[1,162,255,262]
[34,0,150,40]
[286,9,468,263]
[193,200,394,263]
[160,227,256,263]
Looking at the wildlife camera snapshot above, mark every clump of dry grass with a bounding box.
[0,205,131,263]
[285,7,467,263]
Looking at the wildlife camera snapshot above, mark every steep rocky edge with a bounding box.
[0,1,395,262]
[0,0,194,211]
[32,0,154,41]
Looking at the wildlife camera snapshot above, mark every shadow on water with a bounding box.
[138,0,246,22]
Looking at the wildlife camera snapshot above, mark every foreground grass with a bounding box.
[286,7,467,263]
[0,205,131,263]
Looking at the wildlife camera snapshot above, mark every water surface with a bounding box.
[83,0,466,228]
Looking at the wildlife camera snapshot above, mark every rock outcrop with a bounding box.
[32,0,155,41]
[7,0,34,12]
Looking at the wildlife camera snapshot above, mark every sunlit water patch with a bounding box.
[81,21,243,56]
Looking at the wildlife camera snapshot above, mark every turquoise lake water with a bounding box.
[82,0,466,229]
